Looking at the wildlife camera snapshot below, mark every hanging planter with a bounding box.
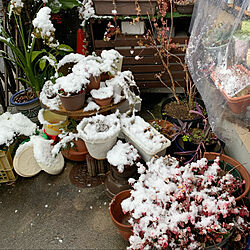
[10,89,41,123]
[77,113,120,159]
[109,190,133,241]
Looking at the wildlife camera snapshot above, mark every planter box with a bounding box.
[93,0,157,15]
[210,65,250,114]
[121,116,171,162]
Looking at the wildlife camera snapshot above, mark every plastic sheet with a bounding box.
[186,0,250,144]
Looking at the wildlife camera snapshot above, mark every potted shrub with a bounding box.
[210,65,250,113]
[91,86,114,107]
[77,112,120,159]
[104,140,141,198]
[120,114,171,162]
[120,155,250,249]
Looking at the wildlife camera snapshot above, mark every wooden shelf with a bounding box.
[45,99,126,119]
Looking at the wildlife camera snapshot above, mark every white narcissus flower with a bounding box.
[9,0,24,17]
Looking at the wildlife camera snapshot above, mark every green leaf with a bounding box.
[31,51,44,62]
[39,59,46,71]
[60,0,80,9]
[57,44,74,52]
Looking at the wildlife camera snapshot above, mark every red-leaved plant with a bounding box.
[121,156,249,249]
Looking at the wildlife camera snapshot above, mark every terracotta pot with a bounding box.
[148,119,176,140]
[10,90,41,123]
[86,75,101,93]
[59,91,86,111]
[93,96,113,107]
[204,152,250,201]
[61,139,88,161]
[100,72,114,81]
[109,190,133,241]
[210,65,250,114]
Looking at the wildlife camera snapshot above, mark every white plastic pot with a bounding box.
[121,21,145,35]
[121,116,171,162]
[77,114,120,160]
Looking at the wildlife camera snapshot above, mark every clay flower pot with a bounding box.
[204,152,250,201]
[61,139,88,162]
[91,86,113,107]
[109,190,133,241]
[86,75,101,93]
[59,91,86,111]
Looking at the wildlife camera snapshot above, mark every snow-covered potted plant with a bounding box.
[210,64,250,113]
[77,112,120,159]
[105,140,141,198]
[120,155,250,249]
[120,114,171,162]
[91,86,114,107]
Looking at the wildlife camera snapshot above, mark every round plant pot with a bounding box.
[93,96,113,107]
[59,91,86,111]
[161,95,204,127]
[104,171,131,199]
[84,136,118,160]
[204,43,228,65]
[109,190,133,241]
[204,152,250,201]
[41,110,68,136]
[10,90,41,123]
[61,139,88,161]
[86,75,101,93]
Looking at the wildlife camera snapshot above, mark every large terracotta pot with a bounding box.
[204,152,250,201]
[61,139,88,162]
[109,190,133,241]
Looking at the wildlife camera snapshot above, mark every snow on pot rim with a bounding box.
[90,86,113,99]
[107,140,140,173]
[77,113,120,143]
[0,112,37,147]
[120,115,171,157]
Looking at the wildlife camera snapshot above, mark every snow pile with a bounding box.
[107,140,140,173]
[32,7,59,48]
[77,112,120,142]
[100,49,123,75]
[91,86,113,99]
[213,66,250,97]
[83,101,100,112]
[121,115,170,153]
[121,156,249,249]
[78,0,95,27]
[0,112,36,147]
[9,0,23,17]
[57,53,85,70]
[39,81,61,110]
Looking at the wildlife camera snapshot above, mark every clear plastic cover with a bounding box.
[186,0,250,143]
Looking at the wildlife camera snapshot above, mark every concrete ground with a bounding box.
[0,161,129,249]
